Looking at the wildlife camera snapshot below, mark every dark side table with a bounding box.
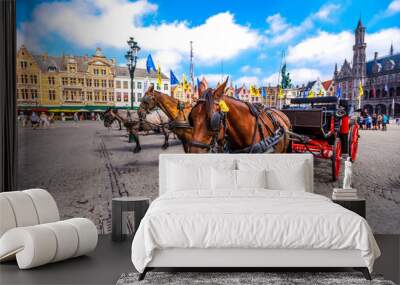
[112,197,150,242]
[332,198,366,218]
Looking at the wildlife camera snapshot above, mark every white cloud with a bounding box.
[265,4,340,45]
[387,0,400,14]
[198,74,230,86]
[240,65,262,75]
[235,76,260,86]
[314,4,341,20]
[258,53,267,60]
[18,0,262,71]
[286,31,353,66]
[286,28,400,67]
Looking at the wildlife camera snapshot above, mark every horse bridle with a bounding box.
[188,97,228,152]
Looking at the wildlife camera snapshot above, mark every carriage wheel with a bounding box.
[348,124,359,162]
[331,138,342,181]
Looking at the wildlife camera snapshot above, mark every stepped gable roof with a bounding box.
[366,52,400,76]
[304,80,316,91]
[322,79,333,90]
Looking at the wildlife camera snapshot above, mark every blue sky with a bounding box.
[17,0,400,86]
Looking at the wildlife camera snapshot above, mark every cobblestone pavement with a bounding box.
[18,121,400,234]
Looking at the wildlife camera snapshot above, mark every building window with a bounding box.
[109,80,114,88]
[123,81,129,89]
[80,91,85,101]
[71,90,77,101]
[164,84,168,91]
[156,84,160,90]
[116,80,121,88]
[48,76,55,85]
[16,89,19,99]
[101,69,106,75]
[86,78,92,87]
[102,80,107,88]
[70,77,76,85]
[20,61,28,69]
[137,82,142,89]
[123,92,129,102]
[78,78,84,85]
[86,91,93,101]
[48,90,56,101]
[102,92,107,101]
[30,75,37,84]
[94,79,99,87]
[116,92,121,102]
[137,92,142,102]
[94,69,99,75]
[109,92,114,102]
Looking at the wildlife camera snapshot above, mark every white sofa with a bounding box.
[0,189,98,269]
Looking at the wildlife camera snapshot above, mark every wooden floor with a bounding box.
[0,235,398,285]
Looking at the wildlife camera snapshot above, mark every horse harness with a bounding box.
[189,98,286,153]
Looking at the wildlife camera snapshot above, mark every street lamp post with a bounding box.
[125,37,140,110]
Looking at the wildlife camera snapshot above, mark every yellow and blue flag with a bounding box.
[157,65,162,88]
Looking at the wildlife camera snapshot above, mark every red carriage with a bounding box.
[282,96,359,181]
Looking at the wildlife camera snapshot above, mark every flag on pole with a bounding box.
[182,74,189,92]
[278,86,284,99]
[157,65,162,88]
[170,70,179,85]
[336,84,342,98]
[359,81,364,97]
[146,54,156,73]
[308,89,315,98]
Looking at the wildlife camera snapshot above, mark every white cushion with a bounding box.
[0,192,39,227]
[0,218,97,269]
[236,169,267,189]
[167,163,212,191]
[266,162,307,191]
[212,168,236,191]
[23,189,60,224]
[0,196,17,237]
[42,221,79,262]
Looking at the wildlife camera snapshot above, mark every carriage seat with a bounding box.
[0,189,98,269]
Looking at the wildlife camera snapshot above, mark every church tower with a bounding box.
[352,18,367,99]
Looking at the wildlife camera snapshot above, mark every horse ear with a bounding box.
[198,80,208,98]
[148,85,154,92]
[213,76,229,100]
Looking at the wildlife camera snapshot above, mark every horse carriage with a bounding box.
[282,96,359,181]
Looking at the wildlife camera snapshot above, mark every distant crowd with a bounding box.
[357,113,392,131]
[18,111,102,129]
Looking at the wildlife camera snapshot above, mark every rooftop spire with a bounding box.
[356,15,363,29]
[390,42,394,56]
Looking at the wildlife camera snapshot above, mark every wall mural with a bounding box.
[17,1,400,235]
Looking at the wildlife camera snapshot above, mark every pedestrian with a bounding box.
[96,113,101,121]
[357,116,363,129]
[40,112,50,128]
[74,112,79,127]
[372,113,377,130]
[382,114,389,131]
[366,115,372,130]
[30,112,39,129]
[377,114,382,130]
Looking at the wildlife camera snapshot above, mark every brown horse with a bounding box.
[103,108,170,153]
[188,78,291,153]
[138,85,194,153]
